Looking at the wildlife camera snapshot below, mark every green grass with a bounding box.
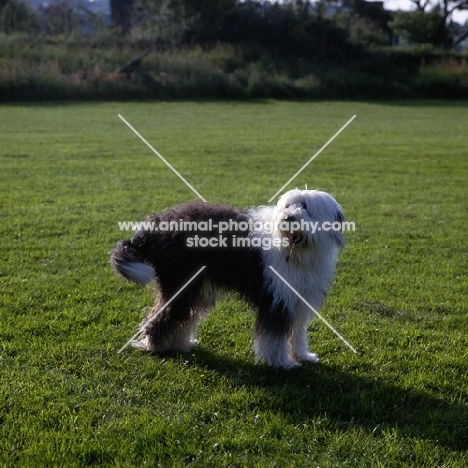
[1,100,467,467]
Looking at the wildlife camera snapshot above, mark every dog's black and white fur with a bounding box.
[111,189,345,369]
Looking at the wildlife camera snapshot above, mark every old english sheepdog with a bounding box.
[111,189,345,369]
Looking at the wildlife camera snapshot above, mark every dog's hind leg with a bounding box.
[135,289,197,353]
[136,281,215,353]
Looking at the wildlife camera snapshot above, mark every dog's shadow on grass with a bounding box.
[182,348,467,452]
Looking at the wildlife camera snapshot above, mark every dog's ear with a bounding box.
[335,206,345,223]
[332,207,346,248]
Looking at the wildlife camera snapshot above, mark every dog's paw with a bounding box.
[258,354,300,370]
[272,357,301,370]
[184,339,200,351]
[282,359,301,370]
[174,338,199,353]
[296,352,320,364]
[131,336,150,351]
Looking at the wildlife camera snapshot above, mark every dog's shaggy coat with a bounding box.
[111,189,345,369]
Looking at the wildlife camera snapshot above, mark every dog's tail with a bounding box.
[110,240,155,285]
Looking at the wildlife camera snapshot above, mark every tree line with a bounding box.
[1,0,467,51]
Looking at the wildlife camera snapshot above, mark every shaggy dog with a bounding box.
[110,189,345,369]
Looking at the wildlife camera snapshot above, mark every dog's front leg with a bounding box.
[289,310,319,364]
[253,304,298,369]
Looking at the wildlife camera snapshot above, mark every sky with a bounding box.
[384,0,468,23]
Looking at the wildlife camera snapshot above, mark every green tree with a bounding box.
[0,0,37,32]
[389,10,445,46]
[393,0,468,48]
[411,0,468,19]
[38,1,80,36]
[319,0,393,46]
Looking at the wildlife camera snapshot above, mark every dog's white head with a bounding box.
[274,189,345,251]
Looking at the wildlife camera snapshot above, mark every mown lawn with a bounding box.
[0,100,467,467]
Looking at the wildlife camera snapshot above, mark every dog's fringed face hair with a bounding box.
[275,189,345,249]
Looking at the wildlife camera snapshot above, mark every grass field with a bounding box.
[1,100,467,467]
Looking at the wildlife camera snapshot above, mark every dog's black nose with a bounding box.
[284,215,296,223]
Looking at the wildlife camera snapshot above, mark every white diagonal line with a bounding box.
[118,114,207,203]
[268,266,357,354]
[117,266,207,354]
[268,115,356,202]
